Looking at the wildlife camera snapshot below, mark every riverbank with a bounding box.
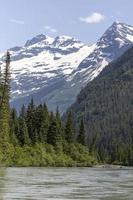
[1,143,132,168]
[0,142,97,167]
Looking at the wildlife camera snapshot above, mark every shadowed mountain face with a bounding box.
[65,46,133,164]
[0,22,133,113]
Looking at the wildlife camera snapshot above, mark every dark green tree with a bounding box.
[47,112,61,146]
[77,119,85,145]
[26,98,36,143]
[56,106,64,140]
[0,51,11,144]
[34,104,49,143]
[18,117,30,146]
[10,108,18,145]
[65,111,75,143]
[20,104,26,119]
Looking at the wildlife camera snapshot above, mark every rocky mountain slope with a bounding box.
[0,22,133,113]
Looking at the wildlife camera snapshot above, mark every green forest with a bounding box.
[0,52,96,167]
[67,47,133,166]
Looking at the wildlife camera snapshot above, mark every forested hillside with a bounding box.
[66,46,133,166]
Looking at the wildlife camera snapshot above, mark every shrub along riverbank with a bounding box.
[0,142,97,167]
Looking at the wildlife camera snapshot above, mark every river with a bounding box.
[0,167,133,200]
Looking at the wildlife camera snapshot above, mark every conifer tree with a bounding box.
[20,104,26,119]
[65,111,75,143]
[47,112,60,146]
[10,108,18,145]
[41,103,50,141]
[56,106,64,140]
[26,98,36,143]
[34,104,49,143]
[39,110,49,143]
[34,104,43,140]
[77,119,85,145]
[56,106,60,123]
[0,51,11,144]
[18,117,30,145]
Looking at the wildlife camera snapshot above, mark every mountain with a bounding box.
[0,34,95,111]
[65,46,133,165]
[0,22,133,113]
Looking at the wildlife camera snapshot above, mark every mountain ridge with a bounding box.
[0,21,133,113]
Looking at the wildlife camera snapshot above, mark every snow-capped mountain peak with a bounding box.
[0,22,133,113]
[24,34,54,47]
[79,21,133,68]
[67,21,133,98]
[54,35,74,42]
[52,35,83,50]
[100,21,133,48]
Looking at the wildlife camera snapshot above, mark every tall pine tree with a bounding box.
[47,112,61,146]
[26,98,36,143]
[0,51,11,145]
[77,119,85,145]
[65,111,75,143]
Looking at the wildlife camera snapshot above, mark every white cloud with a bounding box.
[80,12,105,24]
[44,25,57,33]
[10,18,25,25]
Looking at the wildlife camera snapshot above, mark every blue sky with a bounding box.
[0,0,132,52]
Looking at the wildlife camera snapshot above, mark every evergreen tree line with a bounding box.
[10,101,86,148]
